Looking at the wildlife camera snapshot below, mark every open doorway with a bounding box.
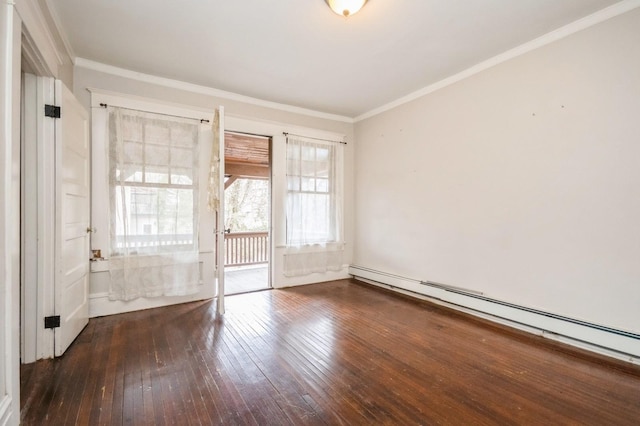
[223,132,271,295]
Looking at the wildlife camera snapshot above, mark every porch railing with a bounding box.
[225,231,269,267]
[114,234,194,251]
[113,231,269,267]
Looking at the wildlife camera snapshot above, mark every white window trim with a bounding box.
[285,137,344,247]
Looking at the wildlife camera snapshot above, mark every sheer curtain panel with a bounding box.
[108,107,201,301]
[207,109,220,213]
[284,136,344,276]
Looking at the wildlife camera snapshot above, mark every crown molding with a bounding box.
[355,0,640,122]
[14,0,64,75]
[74,58,354,124]
[43,0,75,61]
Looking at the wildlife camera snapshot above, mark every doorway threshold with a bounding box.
[225,264,269,295]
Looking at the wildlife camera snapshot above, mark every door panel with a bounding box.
[54,81,90,356]
[216,107,226,314]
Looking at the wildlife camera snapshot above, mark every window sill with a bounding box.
[90,259,110,273]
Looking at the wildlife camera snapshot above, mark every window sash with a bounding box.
[286,137,342,246]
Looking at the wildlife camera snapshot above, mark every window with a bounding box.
[286,137,342,246]
[109,109,199,255]
[91,94,215,302]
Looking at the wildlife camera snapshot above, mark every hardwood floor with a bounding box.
[21,279,640,425]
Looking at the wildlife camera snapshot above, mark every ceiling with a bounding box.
[49,0,621,118]
[224,132,270,182]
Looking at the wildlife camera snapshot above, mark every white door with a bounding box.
[216,107,226,314]
[54,81,90,356]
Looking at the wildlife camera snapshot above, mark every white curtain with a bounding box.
[108,107,201,301]
[284,136,344,276]
[207,109,220,213]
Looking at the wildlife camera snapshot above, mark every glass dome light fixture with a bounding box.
[325,0,369,17]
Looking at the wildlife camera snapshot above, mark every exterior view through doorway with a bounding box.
[223,132,271,295]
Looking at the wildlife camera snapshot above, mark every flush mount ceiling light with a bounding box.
[325,0,369,17]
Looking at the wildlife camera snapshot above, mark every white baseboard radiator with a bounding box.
[349,265,640,363]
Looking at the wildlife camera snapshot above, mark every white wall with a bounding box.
[72,65,355,316]
[353,8,640,335]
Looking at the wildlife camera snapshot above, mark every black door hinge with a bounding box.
[44,104,61,118]
[44,315,61,329]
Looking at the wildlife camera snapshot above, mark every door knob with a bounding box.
[87,227,96,233]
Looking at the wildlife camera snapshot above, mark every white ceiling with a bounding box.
[49,0,622,118]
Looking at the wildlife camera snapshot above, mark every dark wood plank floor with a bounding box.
[21,279,640,425]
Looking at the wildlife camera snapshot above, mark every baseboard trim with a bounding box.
[88,289,215,318]
[349,265,640,363]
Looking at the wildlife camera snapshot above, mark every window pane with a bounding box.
[286,143,300,161]
[287,193,332,244]
[123,141,143,164]
[122,120,142,141]
[285,138,341,246]
[301,159,316,177]
[316,178,329,192]
[286,158,298,176]
[156,188,194,235]
[301,177,315,192]
[287,176,300,191]
[301,145,316,161]
[145,166,170,184]
[115,164,142,183]
[114,186,195,251]
[172,127,197,147]
[171,147,193,168]
[146,144,169,167]
[316,147,330,161]
[144,124,170,145]
[131,191,157,215]
[171,168,193,185]
[316,161,330,178]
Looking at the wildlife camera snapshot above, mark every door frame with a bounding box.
[1,5,22,423]
[222,131,273,295]
[4,0,75,422]
[223,115,347,290]
[223,115,284,290]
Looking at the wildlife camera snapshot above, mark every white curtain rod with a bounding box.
[283,132,347,145]
[96,103,210,123]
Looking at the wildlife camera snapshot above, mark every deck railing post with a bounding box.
[224,231,269,267]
